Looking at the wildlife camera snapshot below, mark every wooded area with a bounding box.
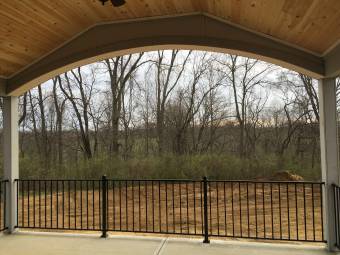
[1,50,338,181]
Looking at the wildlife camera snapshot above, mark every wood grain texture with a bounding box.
[0,0,340,77]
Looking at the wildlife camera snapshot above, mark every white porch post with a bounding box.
[3,96,19,233]
[319,77,339,251]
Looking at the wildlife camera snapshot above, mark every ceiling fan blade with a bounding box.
[111,0,126,7]
[99,0,126,7]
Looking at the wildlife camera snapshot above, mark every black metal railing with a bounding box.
[15,177,325,243]
[0,180,8,232]
[16,179,102,231]
[106,178,204,236]
[207,180,324,242]
[333,184,340,248]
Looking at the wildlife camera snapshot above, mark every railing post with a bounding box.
[3,181,7,231]
[319,78,339,251]
[203,176,210,243]
[101,175,108,238]
[333,184,340,248]
[3,97,19,233]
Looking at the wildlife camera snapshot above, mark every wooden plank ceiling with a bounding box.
[1,0,340,78]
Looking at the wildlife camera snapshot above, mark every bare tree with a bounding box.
[245,92,268,157]
[169,53,221,154]
[218,55,273,157]
[52,76,66,167]
[104,53,145,155]
[153,50,191,154]
[121,78,136,159]
[37,85,50,166]
[59,67,94,159]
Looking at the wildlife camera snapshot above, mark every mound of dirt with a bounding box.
[257,170,304,181]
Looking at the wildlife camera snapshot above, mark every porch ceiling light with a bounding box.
[99,0,126,7]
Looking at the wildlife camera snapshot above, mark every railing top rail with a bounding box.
[209,179,325,184]
[107,178,201,182]
[15,178,201,182]
[15,179,101,182]
[332,183,340,188]
[0,179,8,182]
[14,178,324,185]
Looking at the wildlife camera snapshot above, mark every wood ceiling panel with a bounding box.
[0,0,340,78]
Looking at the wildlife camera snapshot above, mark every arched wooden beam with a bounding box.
[6,13,324,96]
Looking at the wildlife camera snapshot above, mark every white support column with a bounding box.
[3,96,19,233]
[319,78,339,251]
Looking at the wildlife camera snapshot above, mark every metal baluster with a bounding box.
[303,183,306,240]
[186,181,189,234]
[145,181,148,232]
[286,183,290,240]
[278,183,282,240]
[203,177,209,243]
[101,176,107,238]
[126,181,128,231]
[295,183,298,240]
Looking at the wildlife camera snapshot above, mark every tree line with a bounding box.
[1,50,339,180]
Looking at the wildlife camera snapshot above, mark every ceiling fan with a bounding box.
[99,0,126,7]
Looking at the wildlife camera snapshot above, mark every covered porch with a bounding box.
[1,0,340,254]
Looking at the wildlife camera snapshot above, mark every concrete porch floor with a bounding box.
[0,232,337,255]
